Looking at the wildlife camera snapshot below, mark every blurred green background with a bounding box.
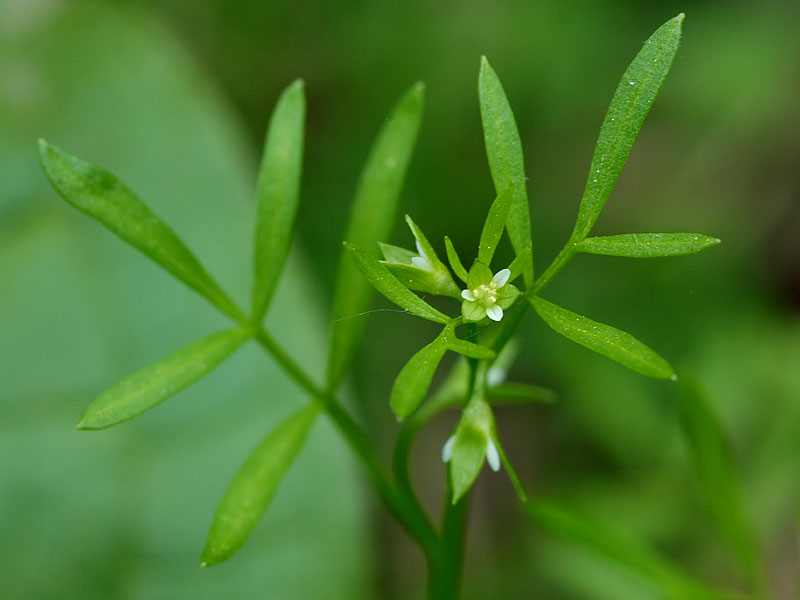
[2,0,799,598]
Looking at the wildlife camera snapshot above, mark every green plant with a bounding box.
[37,13,721,599]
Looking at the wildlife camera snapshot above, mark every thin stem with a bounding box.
[426,477,469,600]
[529,239,578,295]
[253,327,439,554]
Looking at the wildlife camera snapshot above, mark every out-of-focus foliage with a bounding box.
[0,2,370,599]
[2,0,800,598]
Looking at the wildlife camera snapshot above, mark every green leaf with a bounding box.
[576,233,721,258]
[327,83,425,389]
[450,424,488,504]
[676,377,764,590]
[446,337,495,360]
[444,236,468,283]
[77,328,250,429]
[379,242,417,264]
[490,431,526,501]
[529,296,675,379]
[479,57,533,285]
[38,139,245,323]
[201,404,319,566]
[478,183,514,265]
[391,330,449,419]
[343,242,451,324]
[404,214,439,265]
[488,382,556,404]
[571,14,684,241]
[251,80,305,322]
[525,500,703,595]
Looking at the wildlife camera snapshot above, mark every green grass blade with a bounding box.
[38,139,245,322]
[571,14,683,241]
[479,57,533,285]
[201,404,319,566]
[576,233,720,257]
[77,328,250,429]
[478,183,514,266]
[251,80,305,322]
[343,242,451,324]
[444,236,468,283]
[677,377,765,592]
[529,295,675,379]
[391,330,449,419]
[327,83,425,389]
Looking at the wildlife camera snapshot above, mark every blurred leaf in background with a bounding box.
[0,2,370,599]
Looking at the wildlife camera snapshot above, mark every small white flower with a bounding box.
[461,267,518,323]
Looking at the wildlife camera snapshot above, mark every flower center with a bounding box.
[472,282,498,305]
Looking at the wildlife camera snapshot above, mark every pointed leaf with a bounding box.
[444,236,468,283]
[201,404,319,566]
[491,431,527,501]
[576,233,720,258]
[379,242,417,264]
[446,337,495,360]
[77,328,250,429]
[391,330,449,419]
[344,242,450,324]
[38,140,244,322]
[571,14,683,241]
[488,382,556,404]
[677,377,764,589]
[529,296,675,379]
[479,57,533,285]
[327,83,425,389]
[404,214,440,264]
[251,80,305,322]
[478,184,514,265]
[450,424,487,504]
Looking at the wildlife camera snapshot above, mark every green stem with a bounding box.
[529,238,578,295]
[253,328,438,554]
[426,482,469,600]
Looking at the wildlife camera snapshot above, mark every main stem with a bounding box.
[253,328,438,555]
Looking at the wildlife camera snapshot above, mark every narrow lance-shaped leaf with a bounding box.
[478,183,514,266]
[529,296,675,380]
[391,329,449,419]
[38,140,245,322]
[576,233,720,258]
[344,242,450,324]
[77,328,250,430]
[446,337,495,360]
[201,404,319,566]
[327,83,425,389]
[251,80,305,322]
[676,377,765,591]
[488,382,556,404]
[571,14,683,241]
[479,57,533,285]
[444,236,468,283]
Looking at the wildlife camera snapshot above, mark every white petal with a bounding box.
[415,239,427,259]
[461,289,476,301]
[491,268,511,287]
[411,256,432,271]
[442,435,456,463]
[486,304,504,321]
[486,366,506,387]
[486,439,501,472]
